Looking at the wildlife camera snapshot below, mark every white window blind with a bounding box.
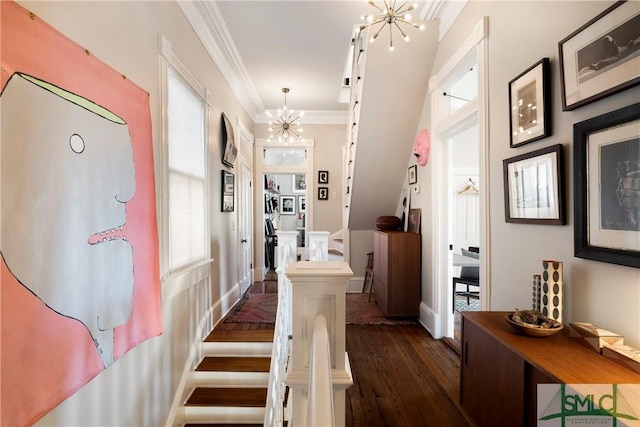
[167,67,206,271]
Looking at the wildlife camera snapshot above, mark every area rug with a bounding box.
[224,292,417,325]
[454,297,480,312]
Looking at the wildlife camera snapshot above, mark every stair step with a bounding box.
[205,329,274,343]
[184,424,263,427]
[183,406,265,424]
[186,387,267,407]
[191,371,269,387]
[201,341,272,357]
[334,238,343,243]
[196,357,270,372]
[328,248,343,256]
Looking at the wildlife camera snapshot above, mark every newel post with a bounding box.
[307,231,330,261]
[285,261,354,426]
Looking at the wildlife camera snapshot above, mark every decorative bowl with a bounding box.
[505,313,564,338]
[376,216,401,231]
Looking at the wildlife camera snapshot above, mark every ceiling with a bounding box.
[182,0,440,123]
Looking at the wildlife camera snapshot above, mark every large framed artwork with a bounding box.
[509,58,551,147]
[503,144,565,225]
[573,102,640,268]
[559,1,640,111]
[1,2,161,425]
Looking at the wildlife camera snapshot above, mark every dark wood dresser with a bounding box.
[460,311,640,427]
[372,230,420,317]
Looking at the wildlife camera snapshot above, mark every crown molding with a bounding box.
[255,110,348,125]
[177,1,264,119]
[422,0,468,41]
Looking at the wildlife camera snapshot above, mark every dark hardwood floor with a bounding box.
[216,279,471,426]
[346,324,470,426]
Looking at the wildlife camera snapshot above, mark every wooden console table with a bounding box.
[460,311,640,427]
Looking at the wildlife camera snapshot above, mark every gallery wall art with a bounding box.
[0,2,161,425]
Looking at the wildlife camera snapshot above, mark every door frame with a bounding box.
[254,138,315,280]
[429,17,490,338]
[237,119,254,294]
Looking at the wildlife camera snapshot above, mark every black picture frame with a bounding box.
[280,195,296,215]
[503,144,565,225]
[559,1,640,111]
[318,170,329,184]
[573,102,640,268]
[508,58,551,147]
[221,170,234,212]
[318,187,328,200]
[408,165,417,185]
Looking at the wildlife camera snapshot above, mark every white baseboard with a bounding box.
[419,301,443,339]
[347,277,368,293]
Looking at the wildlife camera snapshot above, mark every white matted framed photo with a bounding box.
[318,170,329,184]
[298,196,306,213]
[221,170,234,212]
[503,144,565,225]
[292,173,306,194]
[559,1,640,111]
[408,165,417,185]
[509,58,551,147]
[574,102,640,268]
[280,195,296,215]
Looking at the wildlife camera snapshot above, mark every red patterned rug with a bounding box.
[224,292,417,325]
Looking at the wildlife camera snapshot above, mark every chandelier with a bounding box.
[360,1,425,51]
[267,87,304,143]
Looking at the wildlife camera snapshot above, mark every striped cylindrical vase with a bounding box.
[542,260,562,322]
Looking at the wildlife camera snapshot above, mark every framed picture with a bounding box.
[298,196,306,213]
[280,195,296,215]
[318,187,328,200]
[221,113,237,167]
[408,165,417,185]
[318,170,329,184]
[292,173,306,194]
[408,208,421,234]
[508,58,551,147]
[573,102,640,268]
[221,170,234,212]
[559,1,640,111]
[503,144,564,225]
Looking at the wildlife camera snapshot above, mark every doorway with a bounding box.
[254,138,315,280]
[430,17,489,342]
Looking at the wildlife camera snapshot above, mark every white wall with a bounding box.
[19,1,252,425]
[414,0,640,347]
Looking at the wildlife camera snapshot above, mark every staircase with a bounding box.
[182,328,275,426]
[328,230,344,260]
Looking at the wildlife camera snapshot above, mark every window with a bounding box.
[166,66,207,272]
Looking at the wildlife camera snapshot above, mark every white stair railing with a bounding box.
[263,231,298,427]
[285,261,354,426]
[306,314,334,426]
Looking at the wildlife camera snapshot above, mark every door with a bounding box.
[239,161,253,294]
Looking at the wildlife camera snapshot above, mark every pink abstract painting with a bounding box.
[1,2,161,425]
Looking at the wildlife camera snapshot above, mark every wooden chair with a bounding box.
[362,252,374,301]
